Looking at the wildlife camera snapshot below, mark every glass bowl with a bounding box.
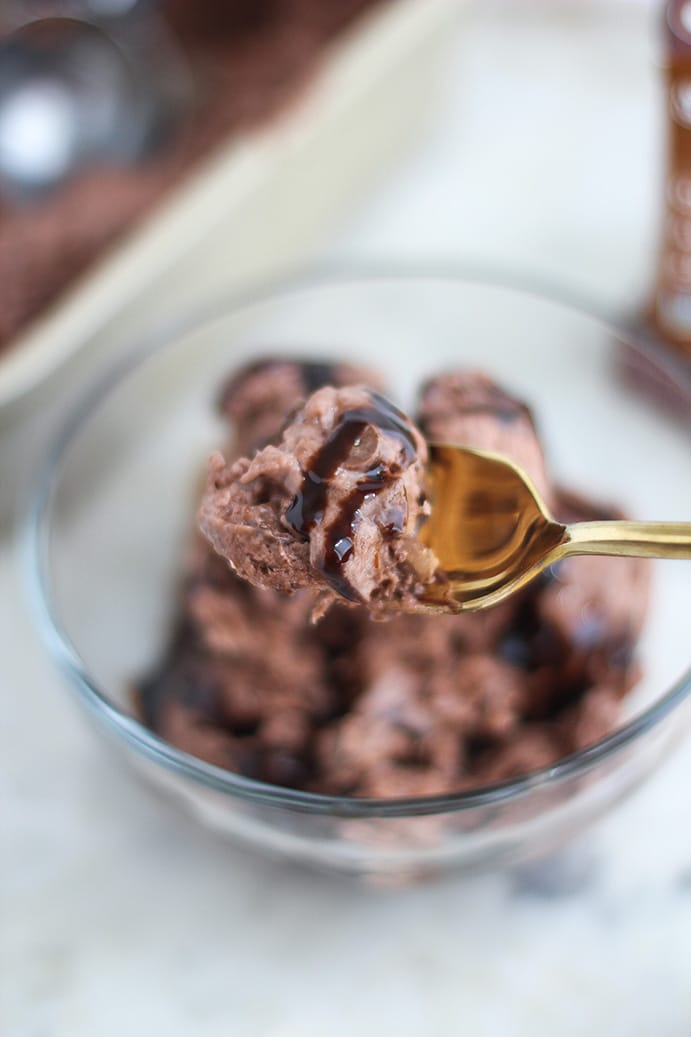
[24,269,691,883]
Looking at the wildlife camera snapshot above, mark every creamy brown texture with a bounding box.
[135,356,651,798]
[200,384,438,611]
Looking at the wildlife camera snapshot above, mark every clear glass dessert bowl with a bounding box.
[24,269,691,883]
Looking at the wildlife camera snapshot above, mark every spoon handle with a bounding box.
[564,520,691,559]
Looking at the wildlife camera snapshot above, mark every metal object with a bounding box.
[0,1,190,199]
[414,443,691,613]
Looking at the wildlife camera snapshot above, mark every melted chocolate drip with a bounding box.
[285,390,418,599]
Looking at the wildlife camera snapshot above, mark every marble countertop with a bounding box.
[3,2,691,1034]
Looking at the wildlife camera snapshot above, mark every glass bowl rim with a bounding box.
[23,261,691,819]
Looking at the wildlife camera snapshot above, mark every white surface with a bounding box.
[3,2,691,1035]
[336,0,662,311]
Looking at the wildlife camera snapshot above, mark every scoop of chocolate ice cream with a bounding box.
[200,385,439,610]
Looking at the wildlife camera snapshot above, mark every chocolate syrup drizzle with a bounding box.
[285,390,418,600]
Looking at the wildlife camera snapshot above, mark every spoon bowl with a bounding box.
[417,443,691,613]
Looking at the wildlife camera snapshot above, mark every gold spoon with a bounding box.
[415,444,691,613]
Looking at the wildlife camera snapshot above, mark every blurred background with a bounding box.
[0,0,685,399]
[1,1,690,415]
[2,1,691,1034]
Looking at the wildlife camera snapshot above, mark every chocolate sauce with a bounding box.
[285,390,418,599]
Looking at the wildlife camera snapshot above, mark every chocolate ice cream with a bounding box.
[200,384,439,611]
[417,371,553,506]
[217,358,385,456]
[135,356,651,798]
